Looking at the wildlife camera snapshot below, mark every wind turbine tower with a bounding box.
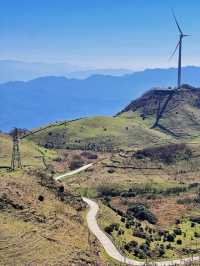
[171,10,189,88]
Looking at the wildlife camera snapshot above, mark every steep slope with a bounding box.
[0,134,105,265]
[119,85,200,138]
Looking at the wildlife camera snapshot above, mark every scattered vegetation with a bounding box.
[127,203,157,224]
[135,143,192,164]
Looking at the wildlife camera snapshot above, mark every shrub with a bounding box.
[138,250,146,259]
[177,197,193,204]
[177,239,182,245]
[133,230,148,239]
[104,226,113,235]
[164,186,187,196]
[191,222,196,227]
[191,217,200,224]
[174,228,182,235]
[135,143,192,164]
[121,217,126,223]
[125,223,131,229]
[158,247,165,257]
[108,168,115,174]
[121,191,136,198]
[124,240,138,252]
[166,234,175,242]
[103,196,111,203]
[69,156,84,170]
[159,229,165,236]
[166,244,171,249]
[80,151,98,159]
[194,232,200,238]
[116,209,124,216]
[118,229,124,235]
[97,185,121,197]
[104,223,119,234]
[140,243,149,252]
[38,195,44,201]
[127,203,157,224]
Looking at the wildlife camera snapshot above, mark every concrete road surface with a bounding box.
[83,197,200,266]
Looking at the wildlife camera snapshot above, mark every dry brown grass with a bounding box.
[0,167,105,265]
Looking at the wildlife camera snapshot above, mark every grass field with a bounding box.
[0,133,57,169]
[27,115,173,151]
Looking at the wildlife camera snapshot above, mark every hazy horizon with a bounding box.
[1,1,200,69]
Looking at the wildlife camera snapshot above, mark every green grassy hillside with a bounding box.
[26,85,200,151]
[27,115,172,151]
[0,133,56,169]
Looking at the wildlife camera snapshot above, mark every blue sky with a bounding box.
[1,0,200,69]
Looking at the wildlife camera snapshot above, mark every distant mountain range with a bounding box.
[2,65,200,132]
[0,60,132,82]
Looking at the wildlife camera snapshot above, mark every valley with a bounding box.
[1,85,200,265]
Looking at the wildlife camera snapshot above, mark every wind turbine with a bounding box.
[170,10,189,89]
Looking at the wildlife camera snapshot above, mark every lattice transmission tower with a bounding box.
[11,128,22,170]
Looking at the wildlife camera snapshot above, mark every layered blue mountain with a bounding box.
[1,66,200,131]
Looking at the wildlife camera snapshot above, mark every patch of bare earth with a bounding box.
[0,169,105,266]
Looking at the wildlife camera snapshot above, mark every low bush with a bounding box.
[190,217,200,224]
[127,203,157,224]
[158,247,165,257]
[194,232,200,238]
[166,234,175,242]
[135,143,192,164]
[174,228,182,235]
[69,155,84,170]
[120,217,126,223]
[80,151,98,159]
[97,185,121,197]
[120,191,136,198]
[104,223,120,235]
[124,240,138,252]
[133,230,148,239]
[177,197,194,205]
[108,169,115,174]
[177,239,182,245]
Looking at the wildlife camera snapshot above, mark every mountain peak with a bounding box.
[119,85,200,138]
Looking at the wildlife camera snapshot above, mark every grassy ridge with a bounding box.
[27,115,172,151]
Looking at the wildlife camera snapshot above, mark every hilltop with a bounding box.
[119,84,200,138]
[2,66,200,132]
[26,85,200,151]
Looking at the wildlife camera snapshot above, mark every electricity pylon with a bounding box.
[11,128,22,170]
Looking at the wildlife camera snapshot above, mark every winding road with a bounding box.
[83,197,200,266]
[54,163,93,180]
[54,165,200,265]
